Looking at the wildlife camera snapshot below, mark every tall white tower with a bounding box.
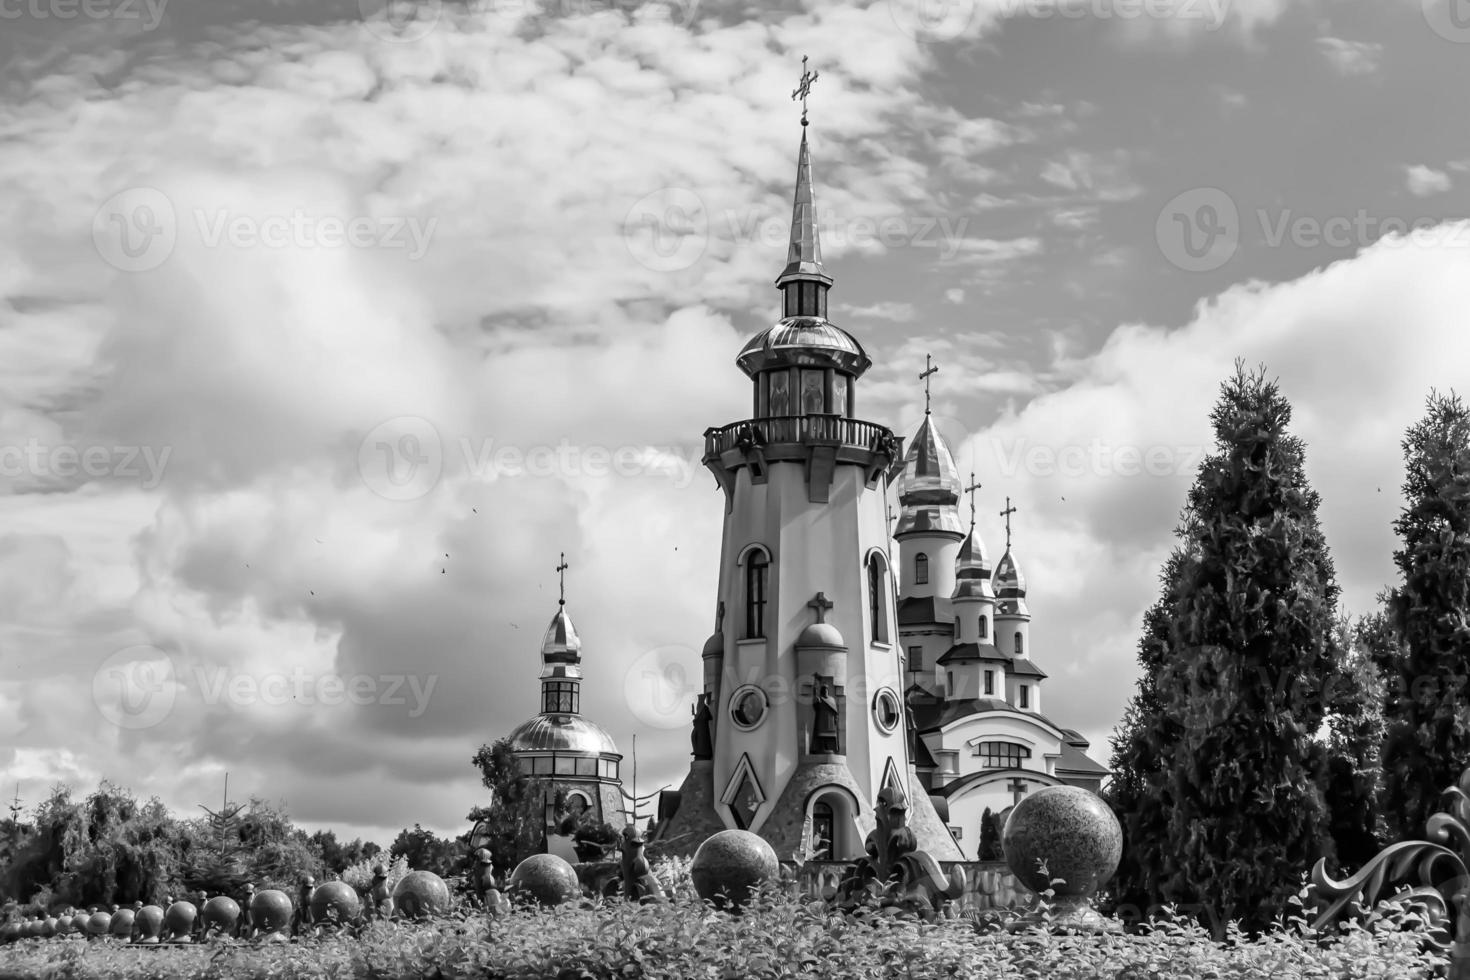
[657,109,962,863]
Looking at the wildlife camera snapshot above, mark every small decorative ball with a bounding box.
[1001,786,1122,901]
[509,854,582,907]
[391,870,451,918]
[53,915,71,936]
[249,890,293,933]
[86,911,112,936]
[0,921,19,943]
[71,913,90,934]
[690,829,779,911]
[108,908,134,938]
[202,896,240,933]
[134,906,164,943]
[40,917,57,938]
[310,881,361,923]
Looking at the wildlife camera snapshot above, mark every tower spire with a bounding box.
[777,57,831,316]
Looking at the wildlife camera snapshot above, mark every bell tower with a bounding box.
[656,66,962,863]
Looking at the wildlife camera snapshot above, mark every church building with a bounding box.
[501,558,628,831]
[892,417,1109,861]
[654,91,963,863]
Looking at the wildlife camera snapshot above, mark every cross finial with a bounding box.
[964,471,982,530]
[999,497,1018,550]
[807,591,834,624]
[556,552,569,605]
[792,55,819,127]
[919,353,939,415]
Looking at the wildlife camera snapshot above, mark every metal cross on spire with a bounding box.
[919,353,938,415]
[792,55,819,126]
[556,553,569,605]
[1000,497,1018,551]
[964,471,983,529]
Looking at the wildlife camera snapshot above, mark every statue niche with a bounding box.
[691,692,714,760]
[810,679,841,755]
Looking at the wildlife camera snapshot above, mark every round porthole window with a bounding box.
[730,685,768,730]
[873,688,902,734]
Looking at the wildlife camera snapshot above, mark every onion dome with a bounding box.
[702,631,724,659]
[737,317,871,377]
[895,415,965,538]
[797,621,846,648]
[952,527,994,600]
[541,605,580,662]
[993,550,1030,616]
[507,715,619,755]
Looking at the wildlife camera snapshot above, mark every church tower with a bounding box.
[656,85,962,863]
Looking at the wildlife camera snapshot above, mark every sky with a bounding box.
[1,0,1468,847]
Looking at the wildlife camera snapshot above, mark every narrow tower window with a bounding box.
[867,554,889,644]
[746,550,769,639]
[915,553,929,585]
[979,616,988,639]
[1014,631,1024,656]
[1019,684,1029,709]
[984,670,994,696]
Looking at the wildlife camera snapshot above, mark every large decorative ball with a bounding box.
[509,854,582,907]
[86,911,112,936]
[690,829,779,911]
[53,915,72,936]
[249,890,293,933]
[1002,786,1122,901]
[202,896,240,933]
[40,917,58,938]
[134,906,164,943]
[108,908,134,938]
[163,902,196,940]
[392,871,452,919]
[310,881,361,923]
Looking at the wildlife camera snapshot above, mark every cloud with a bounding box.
[1405,164,1453,197]
[1316,37,1383,77]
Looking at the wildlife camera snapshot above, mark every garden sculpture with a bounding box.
[294,874,315,936]
[618,825,666,903]
[691,692,714,760]
[1306,762,1470,980]
[834,786,966,921]
[238,883,255,937]
[369,865,393,919]
[471,848,506,912]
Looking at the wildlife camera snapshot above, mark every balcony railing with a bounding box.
[704,415,898,459]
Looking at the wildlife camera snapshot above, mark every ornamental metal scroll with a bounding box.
[1305,764,1470,977]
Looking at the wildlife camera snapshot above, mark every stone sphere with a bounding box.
[134,906,164,943]
[392,870,452,918]
[39,917,57,938]
[1002,785,1122,901]
[690,829,780,911]
[163,901,196,939]
[249,890,293,933]
[509,854,582,907]
[53,915,72,935]
[310,881,361,923]
[202,896,240,932]
[0,921,19,943]
[86,911,112,936]
[108,908,134,938]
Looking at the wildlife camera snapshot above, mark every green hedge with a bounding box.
[0,889,1445,980]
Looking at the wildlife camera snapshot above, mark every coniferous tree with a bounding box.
[1105,548,1192,923]
[1146,364,1343,935]
[470,739,565,871]
[978,807,1001,861]
[1378,391,1470,843]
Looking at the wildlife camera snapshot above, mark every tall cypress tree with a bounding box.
[1106,548,1192,922]
[1152,364,1342,935]
[1377,391,1470,843]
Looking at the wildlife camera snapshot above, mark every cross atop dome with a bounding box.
[556,552,569,605]
[920,354,939,415]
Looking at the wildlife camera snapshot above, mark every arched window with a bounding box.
[1014,631,1023,656]
[811,800,834,859]
[915,553,929,585]
[745,549,769,639]
[867,554,889,644]
[974,741,1031,769]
